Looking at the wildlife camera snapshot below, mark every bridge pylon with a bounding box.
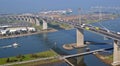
[112,40,120,66]
[42,19,48,30]
[35,18,40,26]
[76,28,86,48]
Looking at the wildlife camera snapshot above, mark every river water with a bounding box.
[0,0,120,66]
[0,18,120,66]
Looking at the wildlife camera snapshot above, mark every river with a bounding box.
[0,0,120,66]
[0,18,120,66]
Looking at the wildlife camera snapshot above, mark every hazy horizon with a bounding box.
[0,0,120,13]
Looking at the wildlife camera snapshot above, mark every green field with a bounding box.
[105,55,113,61]
[49,21,72,29]
[0,50,58,65]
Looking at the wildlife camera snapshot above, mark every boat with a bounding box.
[12,42,19,48]
[86,47,90,51]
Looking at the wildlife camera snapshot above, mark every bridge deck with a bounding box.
[63,48,106,58]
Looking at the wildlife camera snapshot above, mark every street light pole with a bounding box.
[78,8,82,25]
[99,6,102,21]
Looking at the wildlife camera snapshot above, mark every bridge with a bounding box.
[5,14,40,26]
[4,14,120,66]
[47,17,120,65]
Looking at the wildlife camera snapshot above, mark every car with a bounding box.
[117,32,120,34]
[95,27,99,30]
[82,24,86,26]
[106,30,110,32]
[80,24,86,28]
[104,29,110,32]
[85,27,90,30]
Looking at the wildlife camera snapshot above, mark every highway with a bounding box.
[42,17,120,42]
[75,24,120,41]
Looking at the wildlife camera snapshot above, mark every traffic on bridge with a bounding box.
[75,23,120,41]
[41,16,120,42]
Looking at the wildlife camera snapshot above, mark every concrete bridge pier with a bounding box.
[63,28,86,50]
[42,19,48,30]
[26,17,36,24]
[76,28,86,48]
[21,16,25,21]
[112,40,120,66]
[35,18,40,26]
[26,18,30,22]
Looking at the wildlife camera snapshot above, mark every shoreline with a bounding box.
[0,28,71,66]
[94,53,112,66]
[0,49,63,66]
[14,60,64,66]
[0,28,58,40]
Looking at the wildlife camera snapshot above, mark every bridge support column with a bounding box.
[35,18,40,26]
[23,18,26,21]
[112,40,120,66]
[26,18,30,22]
[76,29,85,47]
[21,16,25,21]
[42,20,48,30]
[28,18,33,23]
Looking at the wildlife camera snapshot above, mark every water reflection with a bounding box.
[43,33,48,40]
[76,48,86,66]
[67,48,86,66]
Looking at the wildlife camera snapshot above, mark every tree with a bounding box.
[6,58,10,62]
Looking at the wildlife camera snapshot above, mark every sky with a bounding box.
[0,0,120,13]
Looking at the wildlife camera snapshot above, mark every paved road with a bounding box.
[42,16,120,41]
[63,48,107,59]
[0,56,57,66]
[75,24,120,41]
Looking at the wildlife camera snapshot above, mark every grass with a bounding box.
[0,50,58,65]
[50,21,72,29]
[32,23,42,30]
[12,59,60,66]
[60,23,72,29]
[105,55,113,61]
[95,53,113,65]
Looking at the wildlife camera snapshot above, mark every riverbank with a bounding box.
[12,60,63,66]
[0,49,61,66]
[0,28,57,40]
[94,52,113,66]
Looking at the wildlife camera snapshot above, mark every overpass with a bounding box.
[4,14,120,66]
